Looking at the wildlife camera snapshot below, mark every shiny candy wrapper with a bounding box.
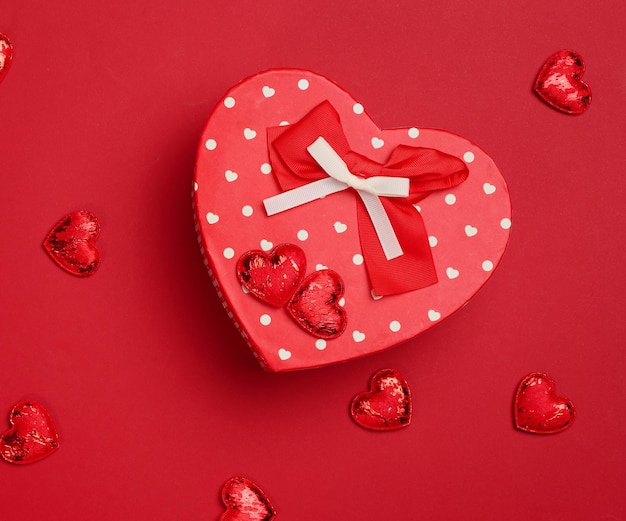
[0,33,13,84]
[220,476,276,521]
[351,369,412,430]
[514,373,576,434]
[236,243,307,307]
[237,244,347,339]
[286,269,346,339]
[43,210,101,277]
[534,50,592,115]
[0,401,60,464]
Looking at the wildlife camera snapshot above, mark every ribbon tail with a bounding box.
[357,200,437,296]
[356,191,403,260]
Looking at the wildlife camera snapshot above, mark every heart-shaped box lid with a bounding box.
[194,69,511,371]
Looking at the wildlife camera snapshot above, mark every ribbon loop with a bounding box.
[307,137,410,197]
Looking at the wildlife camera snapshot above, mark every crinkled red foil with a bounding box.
[534,49,591,114]
[220,476,276,521]
[0,33,13,84]
[351,368,412,430]
[237,244,307,307]
[237,244,347,339]
[0,401,60,464]
[514,373,576,434]
[43,210,101,276]
[286,270,347,339]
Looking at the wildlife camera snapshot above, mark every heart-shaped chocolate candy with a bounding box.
[514,373,576,434]
[534,49,592,114]
[351,369,412,430]
[0,401,60,464]
[43,210,101,276]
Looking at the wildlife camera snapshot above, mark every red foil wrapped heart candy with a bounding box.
[237,244,307,307]
[0,401,60,464]
[220,476,276,521]
[286,270,347,339]
[0,33,13,84]
[43,210,101,277]
[534,49,592,114]
[237,243,347,339]
[351,369,412,430]
[514,373,576,434]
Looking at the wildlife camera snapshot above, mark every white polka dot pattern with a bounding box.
[193,69,512,371]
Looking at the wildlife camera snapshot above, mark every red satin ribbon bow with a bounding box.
[267,101,469,296]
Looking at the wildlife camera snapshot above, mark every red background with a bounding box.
[1,1,625,519]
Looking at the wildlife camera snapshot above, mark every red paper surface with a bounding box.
[1,2,625,520]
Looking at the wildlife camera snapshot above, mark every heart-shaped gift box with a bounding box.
[194,69,511,371]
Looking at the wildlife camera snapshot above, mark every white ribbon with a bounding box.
[263,136,409,260]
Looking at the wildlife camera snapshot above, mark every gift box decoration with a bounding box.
[194,69,511,371]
